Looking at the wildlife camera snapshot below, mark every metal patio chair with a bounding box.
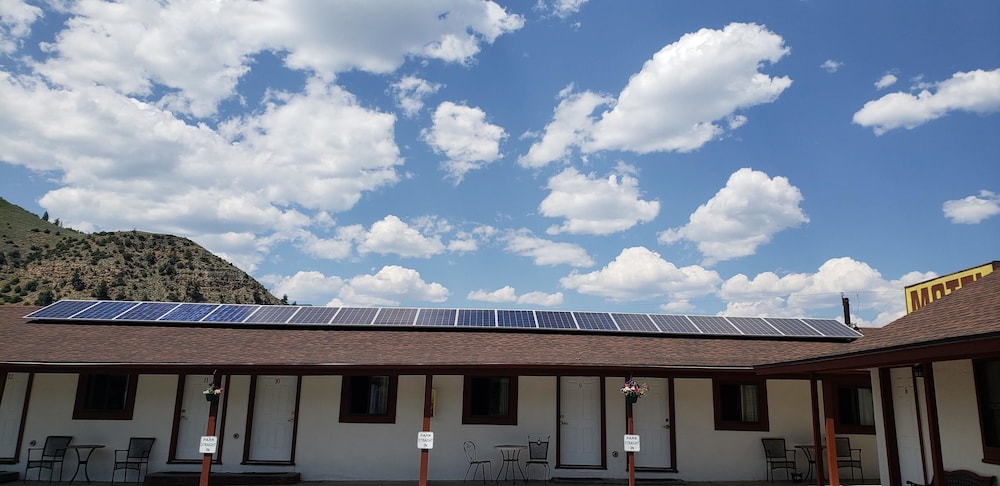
[835,437,863,479]
[761,437,797,482]
[525,435,550,483]
[112,437,156,484]
[463,440,492,483]
[24,435,73,483]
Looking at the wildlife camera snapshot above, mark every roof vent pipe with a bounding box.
[842,295,858,330]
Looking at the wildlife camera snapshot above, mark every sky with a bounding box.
[1,0,998,326]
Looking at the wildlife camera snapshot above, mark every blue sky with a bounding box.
[1,0,998,325]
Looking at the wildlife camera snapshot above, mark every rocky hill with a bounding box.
[0,197,280,306]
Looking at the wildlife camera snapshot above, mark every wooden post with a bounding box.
[627,400,635,486]
[810,376,825,486]
[419,375,433,486]
[199,372,220,486]
[825,418,840,486]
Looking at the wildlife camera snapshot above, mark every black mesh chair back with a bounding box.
[24,435,73,483]
[526,435,550,483]
[761,437,796,482]
[112,437,156,484]
[835,437,863,479]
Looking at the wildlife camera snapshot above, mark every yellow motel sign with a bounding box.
[905,261,999,313]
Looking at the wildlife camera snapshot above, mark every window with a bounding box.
[339,375,397,423]
[73,373,137,420]
[974,359,1000,464]
[713,378,768,431]
[463,376,517,425]
[825,375,875,434]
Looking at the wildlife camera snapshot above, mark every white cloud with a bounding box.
[391,75,443,118]
[853,68,1000,135]
[659,168,808,265]
[718,257,937,327]
[519,86,611,168]
[422,101,507,183]
[502,229,594,267]
[329,265,449,306]
[820,59,843,73]
[357,215,447,258]
[260,270,346,306]
[560,246,721,302]
[540,166,659,235]
[0,0,42,54]
[585,22,791,154]
[536,0,589,19]
[875,74,898,90]
[467,286,563,306]
[943,190,1000,224]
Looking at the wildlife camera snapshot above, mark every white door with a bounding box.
[248,375,297,462]
[175,375,223,461]
[559,376,602,466]
[0,373,29,459]
[894,370,925,483]
[632,377,671,469]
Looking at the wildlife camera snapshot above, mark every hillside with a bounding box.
[0,197,281,306]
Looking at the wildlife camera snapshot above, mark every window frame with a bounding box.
[462,375,518,425]
[712,377,769,431]
[339,374,398,424]
[974,358,1000,464]
[825,374,876,435]
[73,373,138,420]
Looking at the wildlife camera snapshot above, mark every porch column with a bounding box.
[821,374,841,486]
[199,371,220,486]
[921,363,943,485]
[419,374,433,486]
[810,375,825,486]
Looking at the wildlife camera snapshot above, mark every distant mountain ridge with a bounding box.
[0,197,280,306]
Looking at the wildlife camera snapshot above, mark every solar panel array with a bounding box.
[23,300,863,340]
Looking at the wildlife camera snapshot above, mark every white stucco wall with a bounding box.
[931,361,1000,477]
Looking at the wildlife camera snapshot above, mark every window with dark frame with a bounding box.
[713,378,768,431]
[73,373,137,420]
[463,376,517,425]
[339,375,397,423]
[974,358,1000,464]
[825,374,876,435]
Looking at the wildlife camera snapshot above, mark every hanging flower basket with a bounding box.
[626,394,639,404]
[205,393,219,402]
[203,385,223,402]
[621,379,648,404]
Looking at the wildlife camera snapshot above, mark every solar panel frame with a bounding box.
[160,303,220,322]
[497,310,536,328]
[287,306,340,325]
[764,318,823,337]
[727,316,781,336]
[649,314,700,334]
[72,301,140,320]
[415,308,456,326]
[612,313,659,333]
[374,308,418,326]
[204,304,259,323]
[574,312,618,331]
[535,311,576,329]
[456,309,495,327]
[115,302,179,321]
[688,315,741,335]
[24,300,99,319]
[330,307,378,325]
[802,319,862,338]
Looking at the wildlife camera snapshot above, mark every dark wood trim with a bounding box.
[462,375,518,425]
[823,374,876,435]
[879,367,902,486]
[809,375,825,486]
[338,374,398,424]
[712,376,769,431]
[72,372,138,420]
[973,358,1000,464]
[0,371,31,464]
[922,362,943,483]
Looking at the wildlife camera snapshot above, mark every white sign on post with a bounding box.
[623,434,640,452]
[417,431,434,450]
[199,436,218,454]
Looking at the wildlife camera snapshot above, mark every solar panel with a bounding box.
[330,307,378,325]
[497,310,536,328]
[374,308,418,325]
[802,319,860,337]
[649,314,699,334]
[204,304,259,323]
[415,308,456,326]
[244,305,298,324]
[574,312,617,331]
[727,316,781,336]
[536,311,576,329]
[764,318,822,337]
[457,309,495,327]
[115,302,178,321]
[73,301,139,320]
[25,300,97,319]
[287,306,339,324]
[161,303,219,322]
[612,313,658,333]
[688,315,740,335]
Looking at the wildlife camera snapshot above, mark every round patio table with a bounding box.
[494,444,526,483]
[68,444,105,484]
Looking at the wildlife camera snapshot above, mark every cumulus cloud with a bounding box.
[853,68,1000,135]
[875,74,898,90]
[356,215,446,258]
[467,286,563,306]
[0,0,42,54]
[260,270,345,306]
[501,229,594,267]
[329,265,450,306]
[422,101,507,183]
[820,60,843,73]
[560,246,721,303]
[540,166,659,235]
[391,75,443,117]
[943,190,1000,224]
[719,257,937,327]
[519,86,611,168]
[659,168,808,265]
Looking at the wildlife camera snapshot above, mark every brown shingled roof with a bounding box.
[0,305,858,374]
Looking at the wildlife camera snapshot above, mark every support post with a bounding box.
[419,374,433,486]
[810,376,825,486]
[627,400,635,486]
[199,372,220,486]
[825,418,841,486]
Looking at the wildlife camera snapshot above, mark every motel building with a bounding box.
[0,264,998,485]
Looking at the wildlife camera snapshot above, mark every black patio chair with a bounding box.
[112,437,156,484]
[24,435,73,483]
[525,435,550,483]
[761,437,797,482]
[836,437,863,479]
[462,440,492,483]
